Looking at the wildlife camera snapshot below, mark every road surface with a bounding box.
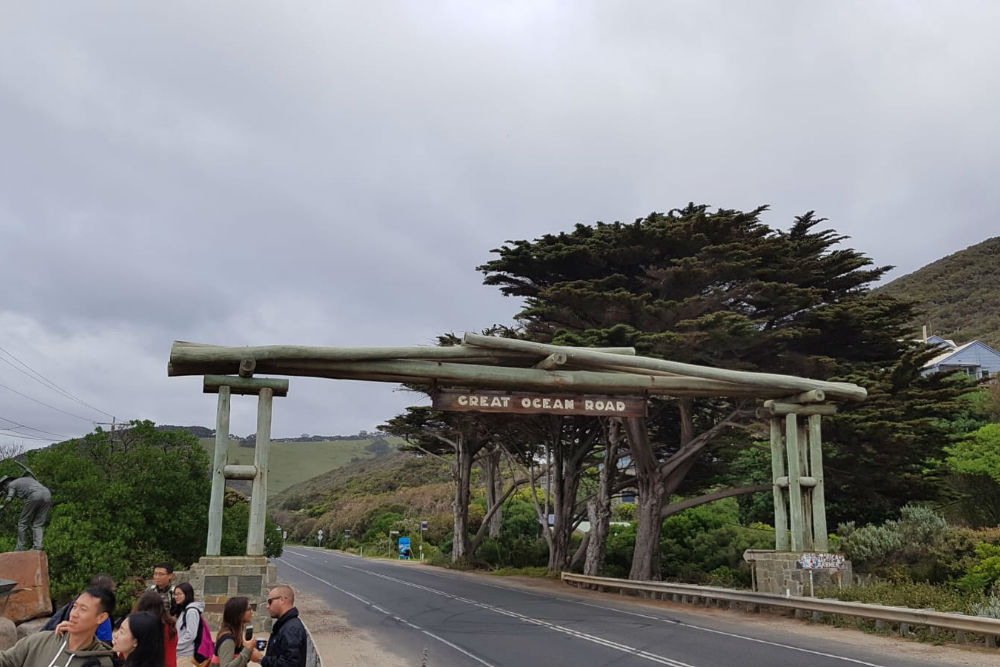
[276,547,986,667]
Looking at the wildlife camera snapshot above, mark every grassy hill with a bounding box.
[876,236,1000,349]
[271,451,456,544]
[197,436,401,497]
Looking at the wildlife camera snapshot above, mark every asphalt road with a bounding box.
[276,547,978,667]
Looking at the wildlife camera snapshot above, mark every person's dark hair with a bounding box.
[175,582,195,612]
[85,585,116,618]
[133,590,175,639]
[90,573,115,591]
[217,596,250,650]
[154,562,173,574]
[122,612,166,667]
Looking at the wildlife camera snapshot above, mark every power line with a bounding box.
[0,414,72,439]
[0,345,115,419]
[0,381,96,423]
[0,430,55,442]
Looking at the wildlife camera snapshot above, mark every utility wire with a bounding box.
[0,346,115,419]
[0,381,96,423]
[0,430,54,442]
[0,414,72,439]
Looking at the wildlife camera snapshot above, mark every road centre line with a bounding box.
[337,562,695,667]
[293,548,884,667]
[277,557,496,667]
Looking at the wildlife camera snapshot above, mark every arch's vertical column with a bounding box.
[808,414,829,551]
[247,387,273,556]
[785,413,805,552]
[206,385,230,556]
[769,417,789,551]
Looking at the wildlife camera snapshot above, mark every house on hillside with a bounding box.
[921,337,1000,380]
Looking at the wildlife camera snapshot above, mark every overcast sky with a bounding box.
[2,2,998,448]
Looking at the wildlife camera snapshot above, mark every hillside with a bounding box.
[196,435,400,497]
[876,236,1000,349]
[271,451,456,543]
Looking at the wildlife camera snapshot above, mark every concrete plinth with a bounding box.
[0,551,52,623]
[177,556,277,632]
[744,550,851,596]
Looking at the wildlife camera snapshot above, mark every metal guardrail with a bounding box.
[561,572,1000,644]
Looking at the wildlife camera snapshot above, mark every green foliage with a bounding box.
[472,499,547,569]
[817,580,985,614]
[958,543,1000,593]
[612,502,636,521]
[0,421,213,610]
[823,353,980,526]
[659,499,773,585]
[946,423,1000,483]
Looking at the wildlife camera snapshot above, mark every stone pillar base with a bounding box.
[176,556,277,632]
[743,549,851,596]
[0,550,52,623]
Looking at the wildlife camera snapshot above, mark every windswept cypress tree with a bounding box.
[480,204,963,579]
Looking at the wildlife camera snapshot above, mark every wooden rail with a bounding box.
[561,573,1000,645]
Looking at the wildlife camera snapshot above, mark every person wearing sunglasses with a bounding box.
[260,585,305,667]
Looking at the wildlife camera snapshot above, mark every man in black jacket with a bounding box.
[262,585,306,667]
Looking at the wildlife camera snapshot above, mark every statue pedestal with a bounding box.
[0,551,52,624]
[743,550,851,596]
[178,556,277,632]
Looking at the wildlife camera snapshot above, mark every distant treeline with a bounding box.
[156,424,382,443]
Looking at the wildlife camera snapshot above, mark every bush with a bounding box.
[817,580,985,614]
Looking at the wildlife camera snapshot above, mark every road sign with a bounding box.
[433,390,646,417]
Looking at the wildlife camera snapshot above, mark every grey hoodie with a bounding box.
[0,630,114,667]
[176,600,206,658]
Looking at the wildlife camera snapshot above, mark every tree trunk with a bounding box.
[624,417,667,580]
[584,419,623,576]
[547,419,593,574]
[629,470,667,580]
[483,447,504,539]
[450,435,476,563]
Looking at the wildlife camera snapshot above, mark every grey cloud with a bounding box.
[2,2,998,446]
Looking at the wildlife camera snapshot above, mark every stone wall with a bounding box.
[743,549,851,596]
[175,556,277,632]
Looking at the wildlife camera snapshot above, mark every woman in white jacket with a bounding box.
[173,582,205,667]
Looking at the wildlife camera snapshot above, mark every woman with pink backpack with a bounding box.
[173,583,214,667]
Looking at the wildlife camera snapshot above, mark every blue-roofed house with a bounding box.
[921,338,1000,381]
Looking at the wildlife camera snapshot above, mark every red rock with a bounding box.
[0,551,52,623]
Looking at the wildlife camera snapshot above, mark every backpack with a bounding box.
[183,608,215,666]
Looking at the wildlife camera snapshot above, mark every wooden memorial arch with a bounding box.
[169,332,866,557]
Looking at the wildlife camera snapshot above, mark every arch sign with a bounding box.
[169,332,866,556]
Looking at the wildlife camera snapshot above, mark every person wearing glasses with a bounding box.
[261,585,305,667]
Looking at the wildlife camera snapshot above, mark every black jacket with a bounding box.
[261,608,306,667]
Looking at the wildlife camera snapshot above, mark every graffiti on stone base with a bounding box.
[796,553,846,570]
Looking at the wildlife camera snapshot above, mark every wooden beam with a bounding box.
[770,418,788,551]
[169,340,636,372]
[809,414,829,552]
[761,402,838,416]
[462,332,867,402]
[206,386,230,557]
[223,464,257,480]
[216,358,781,398]
[239,359,256,378]
[203,375,289,397]
[534,353,567,370]
[785,413,805,552]
[246,388,272,557]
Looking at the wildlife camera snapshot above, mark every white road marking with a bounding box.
[287,547,886,667]
[334,561,695,667]
[278,558,496,667]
